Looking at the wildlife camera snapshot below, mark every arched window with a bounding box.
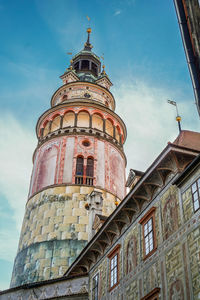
[43,121,50,137]
[75,156,94,186]
[75,156,84,184]
[81,60,89,70]
[74,62,79,71]
[92,113,103,131]
[105,119,114,137]
[86,157,94,185]
[63,112,75,128]
[115,126,121,143]
[91,62,98,76]
[77,111,90,128]
[51,115,61,132]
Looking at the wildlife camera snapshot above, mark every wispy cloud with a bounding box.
[0,114,36,229]
[114,76,200,173]
[114,10,121,16]
[0,113,36,289]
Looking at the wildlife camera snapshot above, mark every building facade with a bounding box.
[173,0,200,115]
[10,28,127,288]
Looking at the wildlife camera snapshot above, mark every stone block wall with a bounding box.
[11,185,117,287]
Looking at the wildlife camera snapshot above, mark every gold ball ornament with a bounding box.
[115,200,119,206]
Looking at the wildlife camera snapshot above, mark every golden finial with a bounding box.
[86,15,91,34]
[102,64,106,75]
[87,27,92,34]
[176,116,181,122]
[115,199,119,206]
[66,52,73,70]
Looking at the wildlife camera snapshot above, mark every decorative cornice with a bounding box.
[50,81,116,109]
[35,101,127,142]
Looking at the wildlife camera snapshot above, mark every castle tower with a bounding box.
[10,29,127,287]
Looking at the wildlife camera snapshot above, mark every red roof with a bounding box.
[173,130,200,151]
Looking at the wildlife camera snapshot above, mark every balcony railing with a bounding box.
[75,175,93,186]
[85,176,93,186]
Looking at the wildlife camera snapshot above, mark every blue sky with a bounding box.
[0,0,199,290]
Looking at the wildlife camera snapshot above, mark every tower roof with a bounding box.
[64,28,107,83]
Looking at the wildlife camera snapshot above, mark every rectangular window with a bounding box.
[139,207,157,259]
[144,217,154,256]
[92,273,99,300]
[107,244,121,291]
[110,254,118,288]
[192,178,200,212]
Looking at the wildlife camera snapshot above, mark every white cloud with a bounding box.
[0,114,36,288]
[0,114,36,230]
[114,10,121,16]
[0,229,19,262]
[114,77,200,174]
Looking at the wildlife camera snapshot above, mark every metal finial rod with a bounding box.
[167,99,182,133]
[87,28,91,44]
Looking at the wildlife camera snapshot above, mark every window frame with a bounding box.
[75,155,94,186]
[139,207,157,260]
[92,272,99,300]
[107,244,121,291]
[191,177,200,212]
[141,287,160,300]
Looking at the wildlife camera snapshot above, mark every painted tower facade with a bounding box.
[11,29,127,287]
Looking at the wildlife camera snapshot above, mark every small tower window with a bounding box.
[75,156,94,186]
[92,62,98,76]
[74,62,79,71]
[86,158,94,185]
[75,156,84,184]
[81,60,89,70]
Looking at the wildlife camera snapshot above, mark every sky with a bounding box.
[0,0,199,290]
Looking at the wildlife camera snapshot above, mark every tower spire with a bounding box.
[84,27,93,50]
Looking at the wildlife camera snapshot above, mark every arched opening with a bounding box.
[92,113,103,131]
[36,146,57,191]
[81,60,89,70]
[86,157,94,185]
[115,126,121,143]
[91,62,98,76]
[105,119,114,137]
[43,121,50,137]
[51,115,61,132]
[77,111,90,128]
[63,111,75,128]
[74,62,79,71]
[75,156,84,184]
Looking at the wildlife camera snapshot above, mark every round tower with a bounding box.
[11,29,127,287]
